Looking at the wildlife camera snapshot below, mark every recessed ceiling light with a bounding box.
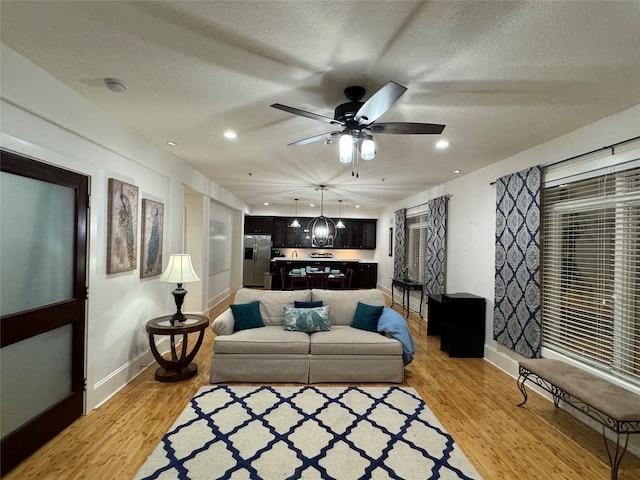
[223,131,238,139]
[263,202,269,206]
[355,205,361,208]
[167,141,177,147]
[453,169,461,174]
[309,203,315,208]
[436,140,450,149]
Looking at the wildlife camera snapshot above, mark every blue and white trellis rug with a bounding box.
[134,385,482,480]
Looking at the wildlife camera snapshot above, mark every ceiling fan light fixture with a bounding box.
[339,133,353,163]
[361,135,375,160]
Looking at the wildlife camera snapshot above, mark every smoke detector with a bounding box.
[104,78,127,93]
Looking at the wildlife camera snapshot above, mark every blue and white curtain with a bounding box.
[393,209,405,279]
[493,166,541,358]
[424,196,448,295]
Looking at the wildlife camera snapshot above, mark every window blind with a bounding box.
[541,165,640,385]
[405,212,428,283]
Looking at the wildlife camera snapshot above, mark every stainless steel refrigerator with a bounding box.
[243,235,272,287]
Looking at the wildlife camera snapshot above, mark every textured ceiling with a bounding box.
[1,1,639,211]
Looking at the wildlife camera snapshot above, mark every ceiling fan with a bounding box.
[271,81,445,166]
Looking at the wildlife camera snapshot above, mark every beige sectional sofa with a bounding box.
[210,288,404,383]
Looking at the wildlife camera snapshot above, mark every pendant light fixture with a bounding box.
[308,185,336,248]
[290,198,301,228]
[336,200,345,229]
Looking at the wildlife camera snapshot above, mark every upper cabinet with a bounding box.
[272,217,312,248]
[263,216,376,249]
[334,219,377,249]
[244,216,273,234]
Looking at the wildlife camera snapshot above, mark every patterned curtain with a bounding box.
[393,209,405,279]
[493,166,541,358]
[424,196,448,295]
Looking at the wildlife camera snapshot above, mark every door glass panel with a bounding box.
[0,324,73,438]
[0,172,75,316]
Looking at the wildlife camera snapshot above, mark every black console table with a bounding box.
[427,293,485,358]
[391,278,425,318]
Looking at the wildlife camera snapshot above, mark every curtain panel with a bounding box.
[393,209,405,279]
[493,166,542,358]
[424,196,448,295]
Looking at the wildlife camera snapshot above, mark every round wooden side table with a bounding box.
[145,314,209,382]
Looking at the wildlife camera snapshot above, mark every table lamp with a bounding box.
[159,254,200,324]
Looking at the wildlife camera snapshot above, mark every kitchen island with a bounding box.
[270,258,377,290]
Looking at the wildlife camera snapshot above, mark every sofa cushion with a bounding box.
[310,289,385,326]
[284,306,331,332]
[234,288,312,326]
[214,325,310,354]
[294,300,323,308]
[310,326,403,355]
[230,301,265,332]
[351,302,384,332]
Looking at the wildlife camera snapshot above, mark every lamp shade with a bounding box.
[159,254,200,284]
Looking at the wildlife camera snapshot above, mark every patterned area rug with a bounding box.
[135,385,482,480]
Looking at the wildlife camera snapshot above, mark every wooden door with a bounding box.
[1,151,88,475]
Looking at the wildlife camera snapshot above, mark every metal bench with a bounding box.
[517,359,640,480]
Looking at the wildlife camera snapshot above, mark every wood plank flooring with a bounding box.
[4,292,640,479]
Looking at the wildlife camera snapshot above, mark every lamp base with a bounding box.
[170,284,188,325]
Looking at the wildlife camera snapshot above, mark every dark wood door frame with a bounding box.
[1,150,88,475]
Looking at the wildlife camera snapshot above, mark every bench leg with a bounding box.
[604,428,630,480]
[517,369,530,407]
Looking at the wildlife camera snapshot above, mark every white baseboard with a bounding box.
[88,337,171,411]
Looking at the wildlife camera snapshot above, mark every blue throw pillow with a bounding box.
[294,300,323,308]
[351,302,384,332]
[230,301,265,332]
[283,306,331,332]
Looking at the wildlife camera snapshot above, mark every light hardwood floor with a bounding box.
[4,292,640,480]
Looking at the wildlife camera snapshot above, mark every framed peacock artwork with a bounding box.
[140,198,164,278]
[107,178,138,274]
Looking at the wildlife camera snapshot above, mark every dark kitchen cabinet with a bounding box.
[249,216,376,249]
[272,217,311,248]
[357,262,378,289]
[334,219,377,249]
[244,216,273,234]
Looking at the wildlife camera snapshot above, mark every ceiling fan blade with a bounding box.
[368,122,446,134]
[288,131,342,146]
[354,81,407,125]
[271,103,344,126]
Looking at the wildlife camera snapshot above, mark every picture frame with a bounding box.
[107,178,138,274]
[140,199,164,278]
[389,227,393,257]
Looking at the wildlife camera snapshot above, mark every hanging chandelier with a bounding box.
[308,185,336,248]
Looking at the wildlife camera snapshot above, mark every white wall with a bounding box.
[0,44,247,411]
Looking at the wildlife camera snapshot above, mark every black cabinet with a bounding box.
[428,293,485,358]
[244,216,273,234]
[357,262,378,289]
[334,219,377,249]
[272,217,312,248]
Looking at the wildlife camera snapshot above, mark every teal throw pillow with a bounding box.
[230,301,265,332]
[294,300,323,308]
[351,302,384,332]
[283,305,331,332]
